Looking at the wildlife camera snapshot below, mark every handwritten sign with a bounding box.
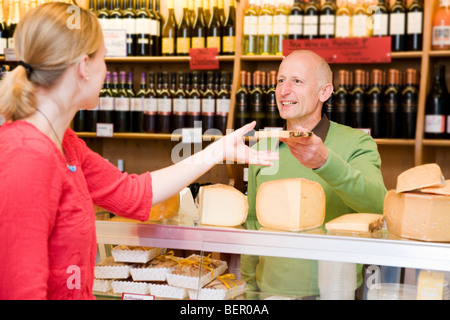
[282,37,392,64]
[103,29,127,57]
[189,48,219,70]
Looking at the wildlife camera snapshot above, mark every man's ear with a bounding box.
[319,83,333,103]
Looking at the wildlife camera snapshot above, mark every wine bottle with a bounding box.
[202,71,216,132]
[114,71,131,132]
[367,69,384,138]
[234,71,249,130]
[272,0,288,55]
[136,0,151,56]
[176,0,192,56]
[406,0,423,51]
[352,1,371,37]
[173,72,188,130]
[204,0,211,24]
[251,71,265,131]
[144,72,158,133]
[218,0,226,25]
[288,0,303,40]
[319,0,336,39]
[73,110,86,132]
[265,70,282,128]
[400,68,418,139]
[222,0,236,55]
[188,0,196,25]
[216,71,230,134]
[432,0,450,51]
[192,0,207,49]
[99,71,115,125]
[243,0,259,55]
[187,71,202,128]
[96,0,110,35]
[132,72,146,133]
[157,72,172,133]
[425,64,448,139]
[257,0,273,55]
[109,0,123,31]
[322,71,334,122]
[303,0,319,40]
[153,0,163,56]
[371,0,389,38]
[383,69,400,138]
[162,0,177,56]
[349,69,366,129]
[86,98,100,133]
[123,0,137,56]
[389,0,406,52]
[207,0,222,53]
[334,70,350,126]
[0,0,8,55]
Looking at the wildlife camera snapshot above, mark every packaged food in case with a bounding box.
[188,274,247,300]
[111,245,167,264]
[94,256,130,279]
[130,251,181,281]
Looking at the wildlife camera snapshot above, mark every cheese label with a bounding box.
[416,271,444,300]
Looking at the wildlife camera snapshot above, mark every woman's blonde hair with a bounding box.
[0,2,102,121]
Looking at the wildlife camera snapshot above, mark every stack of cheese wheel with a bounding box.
[383,163,450,242]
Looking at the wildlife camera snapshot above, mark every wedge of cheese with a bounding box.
[198,184,248,227]
[254,130,313,139]
[325,213,383,232]
[256,178,325,231]
[420,180,450,196]
[396,163,445,193]
[383,190,450,242]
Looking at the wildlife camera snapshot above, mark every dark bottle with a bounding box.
[319,0,335,39]
[122,0,137,56]
[96,0,110,32]
[216,71,230,134]
[349,69,366,129]
[0,0,8,55]
[162,0,177,56]
[400,68,418,139]
[86,101,99,133]
[207,0,223,53]
[145,0,158,56]
[157,72,172,133]
[250,71,265,131]
[177,0,192,56]
[99,71,115,124]
[322,71,334,122]
[114,71,131,132]
[406,0,423,51]
[334,70,350,126]
[201,71,216,133]
[132,72,146,133]
[109,0,123,31]
[303,0,320,40]
[187,71,202,128]
[144,71,158,133]
[192,0,207,49]
[152,0,163,56]
[288,0,303,40]
[383,69,400,138]
[173,72,188,130]
[371,0,389,37]
[425,64,448,139]
[234,71,249,130]
[389,0,406,52]
[135,0,151,56]
[222,0,236,55]
[367,69,384,138]
[73,110,86,132]
[265,71,282,128]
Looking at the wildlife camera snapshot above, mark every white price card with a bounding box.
[96,123,114,137]
[181,127,203,144]
[121,293,155,300]
[103,29,127,57]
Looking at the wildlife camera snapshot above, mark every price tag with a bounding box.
[4,48,17,62]
[96,123,114,137]
[181,127,203,144]
[282,37,392,64]
[103,29,127,57]
[189,48,219,70]
[122,293,155,300]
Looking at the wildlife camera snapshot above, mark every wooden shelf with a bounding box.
[104,55,235,63]
[422,139,450,147]
[76,132,224,141]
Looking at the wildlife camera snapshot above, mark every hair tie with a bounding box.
[18,61,33,74]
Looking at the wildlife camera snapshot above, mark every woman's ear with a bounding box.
[77,54,90,81]
[319,83,333,103]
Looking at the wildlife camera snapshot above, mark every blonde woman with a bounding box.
[0,3,278,299]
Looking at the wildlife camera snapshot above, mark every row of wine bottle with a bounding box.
[243,0,423,55]
[93,0,236,56]
[72,69,233,134]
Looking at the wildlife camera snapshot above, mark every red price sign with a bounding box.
[189,48,219,70]
[282,37,392,64]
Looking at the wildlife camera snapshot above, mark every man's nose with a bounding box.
[278,81,292,96]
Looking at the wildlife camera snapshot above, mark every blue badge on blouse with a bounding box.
[67,165,77,172]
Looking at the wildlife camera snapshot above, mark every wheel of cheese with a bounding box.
[256,178,325,231]
[325,213,383,232]
[396,163,445,193]
[420,180,450,196]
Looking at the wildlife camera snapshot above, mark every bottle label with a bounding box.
[144,98,158,115]
[407,11,423,34]
[122,18,136,34]
[188,98,201,115]
[222,36,235,52]
[244,16,258,35]
[288,15,303,35]
[258,16,273,35]
[99,97,115,111]
[335,15,350,38]
[389,12,405,35]
[216,99,230,115]
[109,18,123,30]
[372,13,388,36]
[162,38,175,54]
[201,98,215,115]
[131,97,144,111]
[303,15,319,36]
[319,15,335,36]
[114,97,130,111]
[0,38,8,53]
[192,37,205,48]
[157,98,172,115]
[136,18,151,34]
[150,20,159,36]
[352,15,367,37]
[273,15,288,35]
[177,37,191,54]
[173,98,188,115]
[425,115,445,133]
[207,36,221,49]
[432,26,450,46]
[98,18,111,31]
[448,115,450,134]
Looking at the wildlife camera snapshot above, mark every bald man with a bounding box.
[241,50,387,298]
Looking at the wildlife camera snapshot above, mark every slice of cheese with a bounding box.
[198,184,248,227]
[254,130,313,139]
[325,213,383,232]
[420,180,450,196]
[256,178,325,231]
[179,187,199,217]
[396,163,445,193]
[383,190,450,242]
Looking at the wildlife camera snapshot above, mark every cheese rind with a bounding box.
[325,213,383,232]
[420,180,450,196]
[198,184,248,227]
[256,178,325,231]
[383,190,450,242]
[396,163,445,193]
